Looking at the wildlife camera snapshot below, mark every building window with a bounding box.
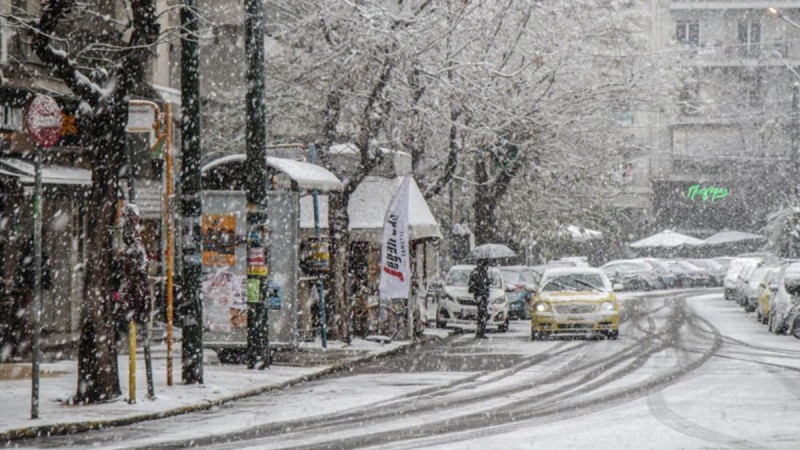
[737,21,761,57]
[676,20,699,46]
[742,71,763,108]
[679,82,700,116]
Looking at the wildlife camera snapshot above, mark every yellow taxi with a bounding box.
[531,267,619,340]
[756,267,780,325]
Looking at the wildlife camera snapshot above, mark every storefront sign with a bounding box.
[687,184,728,203]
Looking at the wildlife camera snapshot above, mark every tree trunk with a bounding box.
[74,108,127,403]
[473,157,496,246]
[327,192,351,342]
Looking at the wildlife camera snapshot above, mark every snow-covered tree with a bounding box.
[7,0,161,403]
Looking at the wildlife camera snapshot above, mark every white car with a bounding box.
[733,259,763,305]
[723,257,759,300]
[769,263,800,335]
[436,265,510,332]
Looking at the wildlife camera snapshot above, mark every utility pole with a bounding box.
[180,0,203,384]
[790,82,800,259]
[245,0,270,369]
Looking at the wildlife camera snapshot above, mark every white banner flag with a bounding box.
[379,176,412,299]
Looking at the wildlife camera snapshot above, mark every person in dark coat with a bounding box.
[469,258,491,338]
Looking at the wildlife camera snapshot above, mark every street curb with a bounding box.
[0,332,452,443]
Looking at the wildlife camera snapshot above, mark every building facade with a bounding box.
[0,0,179,355]
[622,0,800,237]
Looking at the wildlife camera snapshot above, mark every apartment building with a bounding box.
[625,0,800,236]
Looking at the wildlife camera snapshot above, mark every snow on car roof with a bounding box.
[541,267,606,277]
[449,264,500,272]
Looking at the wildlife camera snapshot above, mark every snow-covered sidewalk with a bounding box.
[0,332,441,442]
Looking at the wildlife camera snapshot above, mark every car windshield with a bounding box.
[501,268,541,285]
[447,268,502,289]
[542,273,607,292]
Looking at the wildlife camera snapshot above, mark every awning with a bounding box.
[201,154,343,192]
[299,176,442,242]
[0,158,91,186]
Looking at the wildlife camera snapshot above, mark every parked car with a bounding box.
[724,257,761,301]
[436,265,510,332]
[742,266,777,313]
[500,266,543,320]
[636,258,676,289]
[530,267,619,340]
[735,260,764,306]
[756,268,781,324]
[551,256,591,267]
[665,260,710,287]
[768,262,800,335]
[688,259,726,286]
[600,259,659,291]
[713,257,734,272]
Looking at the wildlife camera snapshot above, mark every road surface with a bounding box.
[10,290,800,449]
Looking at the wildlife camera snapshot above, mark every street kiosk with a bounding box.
[200,153,343,358]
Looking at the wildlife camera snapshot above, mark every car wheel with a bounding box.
[531,331,549,341]
[606,330,619,340]
[498,318,509,333]
[435,311,447,329]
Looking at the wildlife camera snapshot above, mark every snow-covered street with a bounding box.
[9,289,800,449]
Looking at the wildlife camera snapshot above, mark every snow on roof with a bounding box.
[201,154,343,192]
[704,230,765,245]
[629,230,705,248]
[0,158,91,186]
[299,176,442,242]
[564,225,603,243]
[348,176,441,241]
[542,266,606,276]
[327,143,410,158]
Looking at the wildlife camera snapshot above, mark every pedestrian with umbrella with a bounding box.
[467,244,516,339]
[469,258,491,338]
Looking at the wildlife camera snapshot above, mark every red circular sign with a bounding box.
[25,95,63,148]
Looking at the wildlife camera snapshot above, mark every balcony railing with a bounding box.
[681,41,791,61]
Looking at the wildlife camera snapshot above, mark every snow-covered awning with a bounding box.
[299,176,442,242]
[704,230,765,246]
[201,154,343,192]
[0,158,91,186]
[629,229,705,248]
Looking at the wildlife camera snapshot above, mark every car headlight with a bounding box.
[440,293,454,302]
[600,301,615,311]
[535,302,550,312]
[492,296,506,305]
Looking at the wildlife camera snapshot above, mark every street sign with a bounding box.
[127,104,156,133]
[25,95,62,148]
